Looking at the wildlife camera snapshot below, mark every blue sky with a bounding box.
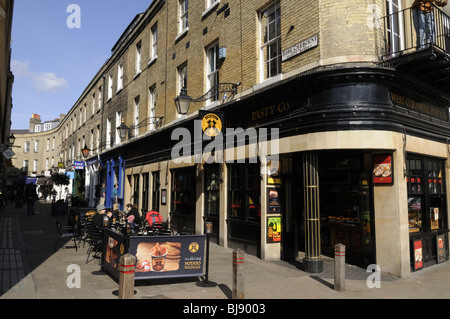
[11,1,151,129]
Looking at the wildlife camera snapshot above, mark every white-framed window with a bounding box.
[260,2,281,81]
[23,160,28,172]
[51,157,54,168]
[178,62,188,93]
[207,42,220,103]
[80,110,83,127]
[179,0,189,34]
[33,159,38,173]
[136,41,142,75]
[149,86,157,132]
[92,92,96,113]
[52,137,55,150]
[207,0,219,8]
[117,64,123,91]
[44,123,52,131]
[34,125,41,133]
[96,125,100,153]
[98,86,102,108]
[134,96,140,137]
[45,158,49,170]
[90,129,94,156]
[115,111,122,144]
[24,141,30,153]
[150,24,158,61]
[106,118,111,149]
[34,140,39,153]
[46,139,50,152]
[108,75,113,100]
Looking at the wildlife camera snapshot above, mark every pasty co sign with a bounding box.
[282,34,318,62]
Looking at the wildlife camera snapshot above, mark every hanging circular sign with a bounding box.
[201,113,222,137]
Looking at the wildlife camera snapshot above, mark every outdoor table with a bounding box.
[102,227,206,281]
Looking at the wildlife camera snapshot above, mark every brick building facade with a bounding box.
[10,0,450,278]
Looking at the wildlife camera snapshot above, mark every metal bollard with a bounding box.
[118,253,136,299]
[232,248,245,299]
[334,244,345,292]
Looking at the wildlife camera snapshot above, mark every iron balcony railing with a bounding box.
[381,4,450,59]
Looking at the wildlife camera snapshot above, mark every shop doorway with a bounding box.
[286,151,376,267]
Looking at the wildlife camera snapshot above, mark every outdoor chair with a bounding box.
[86,222,103,264]
[54,220,79,252]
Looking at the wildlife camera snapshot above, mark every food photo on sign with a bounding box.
[373,155,393,184]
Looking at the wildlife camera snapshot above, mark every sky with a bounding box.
[10,1,151,129]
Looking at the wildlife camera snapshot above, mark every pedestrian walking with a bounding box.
[26,182,37,216]
[111,184,119,211]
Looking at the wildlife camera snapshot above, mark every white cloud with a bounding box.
[11,59,69,92]
[11,60,32,77]
[32,72,69,92]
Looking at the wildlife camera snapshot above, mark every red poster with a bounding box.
[373,155,393,184]
[414,240,423,270]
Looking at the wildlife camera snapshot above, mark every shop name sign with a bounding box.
[390,92,448,121]
[282,34,318,62]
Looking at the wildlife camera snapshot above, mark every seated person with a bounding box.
[125,203,141,226]
[145,210,163,228]
[93,204,112,229]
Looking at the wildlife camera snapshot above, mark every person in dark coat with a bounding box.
[25,183,37,216]
[125,203,141,227]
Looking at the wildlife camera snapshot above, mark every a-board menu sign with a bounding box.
[102,228,206,281]
[129,235,205,280]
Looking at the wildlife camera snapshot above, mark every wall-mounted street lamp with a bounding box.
[174,82,241,115]
[8,134,15,146]
[81,144,90,158]
[117,116,164,140]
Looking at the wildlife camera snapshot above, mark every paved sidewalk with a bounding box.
[0,200,450,300]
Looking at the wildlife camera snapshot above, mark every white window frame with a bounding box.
[92,92,96,113]
[106,118,111,149]
[179,0,189,35]
[134,96,140,137]
[96,125,100,153]
[98,86,102,108]
[150,24,158,61]
[115,111,122,144]
[149,86,157,132]
[108,75,113,100]
[117,64,123,91]
[207,42,220,104]
[259,2,282,82]
[23,160,28,172]
[24,141,30,153]
[34,125,41,133]
[136,41,142,75]
[34,140,39,153]
[33,159,38,173]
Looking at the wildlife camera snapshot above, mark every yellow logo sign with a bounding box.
[201,113,222,137]
[189,242,199,253]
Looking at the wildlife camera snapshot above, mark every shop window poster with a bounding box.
[267,216,281,243]
[267,188,281,214]
[413,239,423,271]
[373,154,393,185]
[437,235,446,264]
